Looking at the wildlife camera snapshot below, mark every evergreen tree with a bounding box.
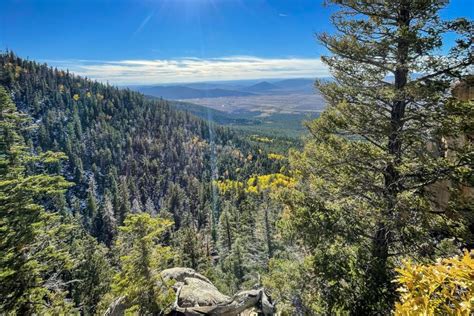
[145,197,157,217]
[281,1,472,313]
[0,86,74,313]
[69,231,113,315]
[217,202,237,258]
[117,176,131,223]
[224,237,246,291]
[131,197,143,214]
[110,213,175,314]
[175,226,208,271]
[86,175,99,231]
[99,195,117,246]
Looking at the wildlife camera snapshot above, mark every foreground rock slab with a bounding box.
[162,267,275,315]
[104,267,276,315]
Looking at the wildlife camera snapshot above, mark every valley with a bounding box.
[137,78,326,138]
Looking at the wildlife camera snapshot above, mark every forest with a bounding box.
[0,0,473,315]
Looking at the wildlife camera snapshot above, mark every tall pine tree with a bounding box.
[282,0,472,313]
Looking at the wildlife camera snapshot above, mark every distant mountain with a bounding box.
[132,78,325,100]
[180,82,244,91]
[243,81,280,93]
[273,78,315,92]
[136,85,256,99]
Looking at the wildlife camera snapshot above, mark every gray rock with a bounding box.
[164,268,275,315]
[177,277,230,307]
[161,267,213,285]
[104,267,275,315]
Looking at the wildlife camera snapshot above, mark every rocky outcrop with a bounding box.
[104,267,276,316]
[426,78,474,213]
[161,267,230,308]
[162,267,275,315]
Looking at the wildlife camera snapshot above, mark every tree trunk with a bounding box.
[264,205,273,260]
[367,1,411,311]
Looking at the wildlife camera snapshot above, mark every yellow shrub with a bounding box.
[394,250,474,316]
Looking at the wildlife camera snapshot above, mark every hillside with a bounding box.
[0,52,283,229]
[168,100,257,125]
[0,52,291,314]
[273,78,315,92]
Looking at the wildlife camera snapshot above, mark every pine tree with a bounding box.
[175,226,208,271]
[217,202,237,258]
[131,197,143,214]
[99,194,117,246]
[144,197,157,217]
[283,1,472,313]
[110,213,175,314]
[0,86,74,313]
[86,175,99,231]
[226,237,246,291]
[117,176,131,223]
[69,231,113,315]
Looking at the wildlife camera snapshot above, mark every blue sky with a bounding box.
[1,0,472,84]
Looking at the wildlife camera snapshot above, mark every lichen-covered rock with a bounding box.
[105,267,276,315]
[161,267,231,308]
[178,277,230,307]
[163,268,275,315]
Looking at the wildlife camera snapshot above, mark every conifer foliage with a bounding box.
[272,0,472,314]
[110,213,175,314]
[0,86,73,313]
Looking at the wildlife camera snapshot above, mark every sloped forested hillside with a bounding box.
[0,52,290,314]
[0,51,278,231]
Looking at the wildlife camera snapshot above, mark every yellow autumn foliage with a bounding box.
[215,173,295,195]
[268,153,285,160]
[394,250,474,316]
[250,135,273,143]
[214,179,244,194]
[73,94,80,101]
[246,173,296,193]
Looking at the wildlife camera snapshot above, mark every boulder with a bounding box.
[104,267,276,315]
[163,268,275,315]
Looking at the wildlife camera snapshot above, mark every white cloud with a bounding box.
[45,56,330,85]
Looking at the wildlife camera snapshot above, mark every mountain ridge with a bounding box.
[133,78,319,99]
